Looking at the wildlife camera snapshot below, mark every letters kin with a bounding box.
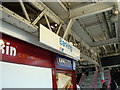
[0,40,16,56]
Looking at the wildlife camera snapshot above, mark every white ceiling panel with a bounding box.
[72,22,93,43]
[80,15,100,26]
[86,25,106,41]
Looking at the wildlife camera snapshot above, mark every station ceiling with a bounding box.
[1,0,120,67]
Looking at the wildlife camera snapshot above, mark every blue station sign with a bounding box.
[56,54,73,70]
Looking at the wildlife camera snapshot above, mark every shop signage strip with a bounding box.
[0,33,53,68]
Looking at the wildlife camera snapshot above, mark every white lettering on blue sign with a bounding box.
[59,38,72,52]
[57,58,72,68]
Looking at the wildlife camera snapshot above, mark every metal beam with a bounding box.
[44,15,52,31]
[103,12,113,38]
[32,9,46,25]
[89,38,118,47]
[0,5,38,30]
[114,43,118,53]
[70,2,114,19]
[77,65,95,69]
[57,0,68,12]
[28,0,62,24]
[95,66,98,71]
[56,23,62,35]
[103,64,120,68]
[119,1,120,12]
[115,22,118,38]
[118,14,120,43]
[103,45,107,54]
[76,19,95,42]
[70,30,92,49]
[80,53,100,66]
[19,0,30,21]
[63,19,75,39]
[85,22,100,28]
[101,52,120,58]
[97,14,109,39]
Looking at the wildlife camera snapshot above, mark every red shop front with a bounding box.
[0,33,78,89]
[0,33,56,88]
[52,54,77,90]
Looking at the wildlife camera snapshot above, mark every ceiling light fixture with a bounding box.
[55,24,57,27]
[51,25,54,29]
[114,9,119,15]
[69,42,73,45]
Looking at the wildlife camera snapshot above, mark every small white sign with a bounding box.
[39,24,80,60]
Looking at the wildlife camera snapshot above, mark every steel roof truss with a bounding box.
[56,23,62,35]
[63,18,75,39]
[57,0,69,12]
[70,2,114,19]
[19,0,30,21]
[28,0,62,24]
[32,9,46,25]
[89,37,118,47]
[44,14,52,31]
[0,5,38,30]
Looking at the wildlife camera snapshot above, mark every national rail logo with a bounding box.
[59,38,72,52]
